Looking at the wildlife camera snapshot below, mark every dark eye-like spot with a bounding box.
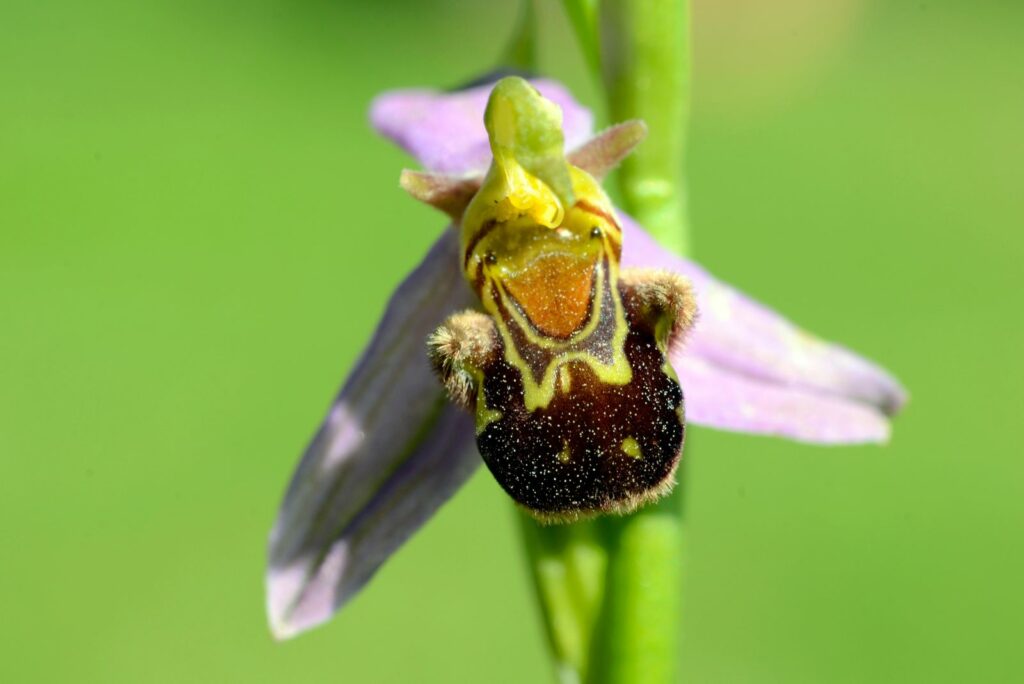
[591,226,602,238]
[485,251,498,265]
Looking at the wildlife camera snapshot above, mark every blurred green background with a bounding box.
[2,0,1021,682]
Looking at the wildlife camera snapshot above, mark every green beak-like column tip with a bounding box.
[484,76,576,211]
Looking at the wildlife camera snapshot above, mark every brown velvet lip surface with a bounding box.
[476,280,684,516]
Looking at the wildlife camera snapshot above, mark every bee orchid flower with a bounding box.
[266,77,906,639]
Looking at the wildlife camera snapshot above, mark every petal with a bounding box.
[566,120,647,181]
[267,230,479,639]
[399,169,480,219]
[370,79,594,175]
[618,214,906,443]
[678,356,891,444]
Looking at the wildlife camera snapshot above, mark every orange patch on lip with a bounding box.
[503,255,596,338]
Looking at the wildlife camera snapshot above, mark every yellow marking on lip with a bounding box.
[556,442,571,463]
[470,367,503,435]
[476,405,503,435]
[483,260,633,412]
[559,367,572,394]
[621,437,642,460]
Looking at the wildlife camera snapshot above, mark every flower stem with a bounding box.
[519,515,607,684]
[560,0,601,74]
[600,0,692,256]
[501,0,538,72]
[588,495,686,684]
[590,4,692,683]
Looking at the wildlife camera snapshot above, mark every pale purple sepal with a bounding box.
[370,79,594,176]
[678,355,892,443]
[266,230,479,639]
[619,214,906,443]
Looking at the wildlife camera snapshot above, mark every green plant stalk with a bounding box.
[520,515,608,684]
[521,1,693,683]
[601,0,692,256]
[589,493,686,684]
[590,4,692,682]
[560,0,601,74]
[501,0,538,72]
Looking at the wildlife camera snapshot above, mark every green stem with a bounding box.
[590,4,692,683]
[501,0,538,72]
[589,494,686,684]
[560,0,601,74]
[601,0,692,255]
[520,515,607,684]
